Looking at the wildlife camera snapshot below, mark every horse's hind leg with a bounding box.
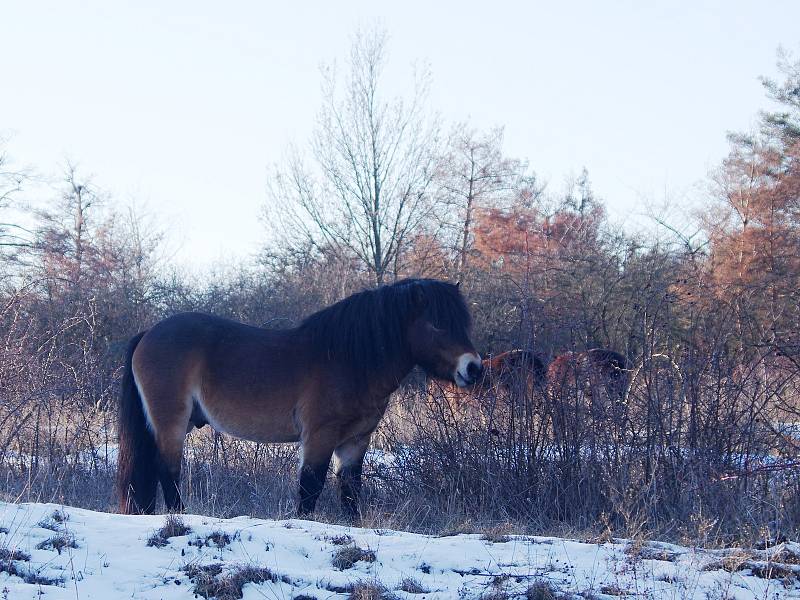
[143,393,191,513]
[333,434,371,519]
[157,438,186,513]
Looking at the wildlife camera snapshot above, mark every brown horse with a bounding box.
[546,348,629,402]
[482,350,548,396]
[546,348,630,443]
[429,349,547,417]
[117,279,482,517]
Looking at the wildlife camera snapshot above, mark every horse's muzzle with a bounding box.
[454,353,483,387]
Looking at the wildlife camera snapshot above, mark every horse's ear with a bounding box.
[455,280,461,289]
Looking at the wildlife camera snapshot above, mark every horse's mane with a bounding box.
[298,278,471,379]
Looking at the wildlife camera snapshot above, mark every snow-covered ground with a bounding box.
[0,502,797,599]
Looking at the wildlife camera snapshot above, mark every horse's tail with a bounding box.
[116,331,158,514]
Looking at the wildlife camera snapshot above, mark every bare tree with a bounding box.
[267,28,440,285]
[35,163,103,292]
[437,126,534,277]
[0,141,33,256]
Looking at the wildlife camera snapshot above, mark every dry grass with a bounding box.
[625,542,679,562]
[2,365,799,551]
[0,548,30,562]
[147,513,191,547]
[35,533,77,554]
[526,580,562,600]
[183,562,290,599]
[332,544,376,570]
[702,549,800,585]
[190,530,234,549]
[37,510,69,532]
[1,358,799,552]
[347,579,398,600]
[481,523,513,543]
[327,534,354,545]
[599,584,629,596]
[0,547,64,587]
[397,576,429,593]
[747,561,799,582]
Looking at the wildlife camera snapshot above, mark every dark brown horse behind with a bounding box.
[117,279,482,517]
[546,348,630,402]
[546,348,630,443]
[483,350,548,395]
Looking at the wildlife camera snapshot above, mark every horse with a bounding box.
[545,348,630,448]
[116,278,482,517]
[546,348,629,402]
[482,350,548,396]
[428,349,548,427]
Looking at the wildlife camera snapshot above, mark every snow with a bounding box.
[0,501,797,599]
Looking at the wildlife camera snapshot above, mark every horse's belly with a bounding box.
[227,427,300,445]
[197,399,300,444]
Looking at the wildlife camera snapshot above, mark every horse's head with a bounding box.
[404,280,482,387]
[586,348,630,399]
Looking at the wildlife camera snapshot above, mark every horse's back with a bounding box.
[502,350,547,386]
[137,312,293,369]
[132,312,305,443]
[141,311,270,344]
[586,348,628,372]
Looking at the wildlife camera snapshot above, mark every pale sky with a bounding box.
[2,1,798,270]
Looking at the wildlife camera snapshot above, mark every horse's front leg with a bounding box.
[297,431,336,517]
[333,434,371,519]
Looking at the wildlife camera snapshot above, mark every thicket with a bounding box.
[1,38,799,546]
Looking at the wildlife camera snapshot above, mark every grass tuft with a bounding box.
[191,530,233,549]
[147,514,191,547]
[0,554,64,587]
[625,542,679,562]
[347,579,398,600]
[36,533,77,554]
[183,562,290,600]
[526,580,561,600]
[36,510,68,532]
[397,576,429,593]
[480,523,513,543]
[0,548,30,562]
[22,571,65,586]
[50,509,68,523]
[599,584,629,596]
[328,534,354,546]
[332,544,376,570]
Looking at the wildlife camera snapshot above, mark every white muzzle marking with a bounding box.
[454,352,482,387]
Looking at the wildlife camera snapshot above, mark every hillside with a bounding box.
[0,502,796,599]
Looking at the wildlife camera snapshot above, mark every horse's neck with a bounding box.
[363,353,415,405]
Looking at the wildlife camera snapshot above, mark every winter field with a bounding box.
[0,502,797,600]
